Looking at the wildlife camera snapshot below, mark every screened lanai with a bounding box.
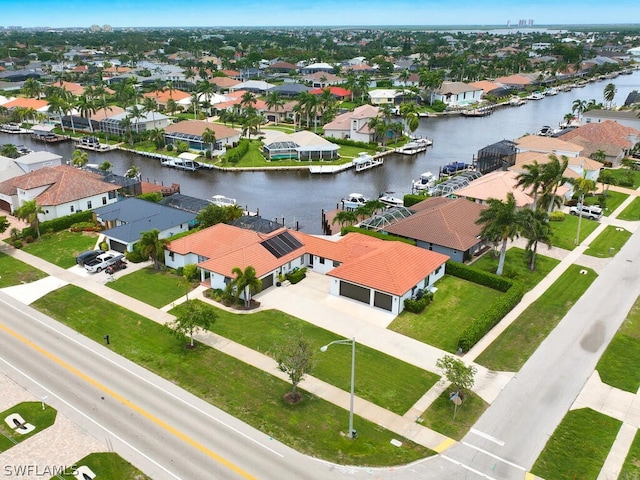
[358,206,413,231]
[432,171,483,197]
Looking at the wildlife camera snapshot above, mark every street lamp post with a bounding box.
[320,337,356,439]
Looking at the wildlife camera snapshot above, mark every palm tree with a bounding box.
[76,94,97,133]
[98,161,112,172]
[71,149,88,168]
[540,154,569,215]
[165,98,179,116]
[201,127,217,153]
[240,91,257,112]
[15,199,45,238]
[47,95,67,133]
[125,165,141,179]
[127,105,145,134]
[229,265,262,308]
[398,69,410,86]
[265,91,285,125]
[570,175,597,245]
[476,192,521,276]
[22,78,43,99]
[142,96,158,126]
[332,210,358,228]
[515,160,543,210]
[1,144,20,159]
[518,208,552,271]
[138,228,169,270]
[603,83,617,109]
[197,80,214,118]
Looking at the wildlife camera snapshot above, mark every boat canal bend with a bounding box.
[2,71,638,234]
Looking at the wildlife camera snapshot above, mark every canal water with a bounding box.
[2,71,639,233]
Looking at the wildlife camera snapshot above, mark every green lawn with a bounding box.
[50,452,151,480]
[470,248,560,292]
[618,196,640,221]
[0,402,57,453]
[597,295,640,393]
[620,428,640,479]
[388,275,504,353]
[171,300,439,415]
[418,390,488,441]
[475,264,597,372]
[532,408,621,480]
[597,190,628,216]
[107,266,194,308]
[584,225,632,258]
[603,167,640,189]
[21,230,98,268]
[550,215,601,250]
[33,286,434,466]
[0,251,48,287]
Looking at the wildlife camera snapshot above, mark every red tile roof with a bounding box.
[164,120,241,139]
[309,86,352,97]
[558,120,640,150]
[143,89,191,103]
[2,97,49,110]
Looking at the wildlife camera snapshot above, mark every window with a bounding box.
[319,257,325,264]
[70,205,74,212]
[102,197,107,205]
[87,200,92,209]
[108,191,116,199]
[168,251,174,259]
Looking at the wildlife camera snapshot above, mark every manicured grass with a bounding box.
[107,266,193,308]
[550,214,600,250]
[475,264,597,372]
[596,190,628,216]
[171,300,439,415]
[618,196,640,221]
[0,251,48,287]
[597,295,640,393]
[470,248,560,292]
[0,402,57,453]
[21,230,98,268]
[388,275,504,353]
[33,286,434,466]
[584,225,632,258]
[604,167,640,189]
[620,428,640,479]
[532,408,621,480]
[418,390,488,441]
[51,452,151,480]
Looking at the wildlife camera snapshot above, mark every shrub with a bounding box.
[403,291,433,313]
[166,143,174,152]
[12,239,23,249]
[285,267,307,284]
[445,261,513,292]
[24,235,34,243]
[125,250,145,263]
[70,221,101,232]
[99,241,109,251]
[549,211,565,222]
[22,210,93,238]
[404,194,428,207]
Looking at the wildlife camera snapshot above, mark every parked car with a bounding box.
[76,249,105,266]
[569,204,603,220]
[105,259,127,275]
[85,253,124,273]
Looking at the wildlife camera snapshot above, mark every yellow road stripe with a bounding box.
[434,437,457,452]
[0,322,256,480]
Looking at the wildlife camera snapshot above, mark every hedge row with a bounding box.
[404,194,428,208]
[285,267,307,284]
[445,260,513,292]
[22,210,94,238]
[226,139,250,164]
[457,282,525,352]
[340,226,416,245]
[403,292,434,313]
[327,137,376,150]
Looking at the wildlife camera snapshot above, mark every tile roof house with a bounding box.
[382,197,488,263]
[494,74,535,88]
[209,76,242,91]
[323,104,379,143]
[1,97,49,112]
[557,120,640,167]
[431,81,483,106]
[453,170,535,208]
[164,120,241,151]
[94,197,196,253]
[142,88,192,109]
[165,224,448,315]
[515,135,584,158]
[0,165,120,218]
[582,110,640,132]
[301,72,345,88]
[310,86,352,100]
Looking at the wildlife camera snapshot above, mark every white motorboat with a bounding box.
[210,195,237,207]
[412,171,437,192]
[526,91,545,100]
[378,192,404,208]
[341,193,368,210]
[352,152,383,172]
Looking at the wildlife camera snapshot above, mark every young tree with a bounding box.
[272,331,315,404]
[15,199,44,238]
[166,300,216,349]
[0,216,9,234]
[229,265,262,308]
[138,228,169,270]
[197,204,243,227]
[436,354,477,398]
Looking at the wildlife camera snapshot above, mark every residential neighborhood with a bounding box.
[1,20,640,480]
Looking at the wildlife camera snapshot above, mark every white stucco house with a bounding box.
[431,81,484,106]
[322,104,380,143]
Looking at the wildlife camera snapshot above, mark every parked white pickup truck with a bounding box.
[85,253,125,273]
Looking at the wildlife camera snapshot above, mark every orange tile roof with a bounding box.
[309,86,351,97]
[210,76,241,88]
[515,135,584,155]
[558,120,639,150]
[494,74,532,85]
[468,80,501,94]
[455,170,534,208]
[8,165,120,206]
[53,80,85,96]
[510,151,603,173]
[2,97,49,110]
[164,120,241,139]
[143,89,191,103]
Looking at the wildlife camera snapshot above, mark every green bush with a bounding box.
[225,139,250,164]
[12,239,23,249]
[69,221,101,231]
[403,291,433,313]
[430,100,447,112]
[22,210,93,238]
[166,143,174,152]
[124,250,145,263]
[457,282,525,352]
[445,261,513,292]
[285,267,307,284]
[404,194,428,207]
[100,241,109,251]
[549,211,565,222]
[328,137,376,150]
[340,226,416,245]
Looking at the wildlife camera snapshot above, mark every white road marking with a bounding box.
[0,356,182,480]
[470,428,506,446]
[462,441,526,471]
[441,455,496,480]
[0,297,284,458]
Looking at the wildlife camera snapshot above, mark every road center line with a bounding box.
[470,428,505,446]
[0,321,257,480]
[461,441,526,471]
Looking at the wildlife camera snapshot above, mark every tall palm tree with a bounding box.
[515,160,543,210]
[331,210,358,228]
[540,154,569,215]
[75,94,97,133]
[22,78,43,99]
[15,199,45,238]
[240,91,257,111]
[138,229,169,270]
[1,144,19,158]
[229,265,262,308]
[127,105,145,134]
[476,192,521,276]
[142,96,158,126]
[569,175,597,245]
[201,127,217,153]
[518,208,552,271]
[265,91,285,125]
[603,83,617,109]
[47,95,67,133]
[165,98,179,116]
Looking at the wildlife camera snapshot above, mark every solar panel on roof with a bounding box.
[260,231,303,258]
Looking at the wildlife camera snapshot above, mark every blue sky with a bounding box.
[3,0,639,28]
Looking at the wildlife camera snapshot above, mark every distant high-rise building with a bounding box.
[529,19,534,26]
[507,20,511,27]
